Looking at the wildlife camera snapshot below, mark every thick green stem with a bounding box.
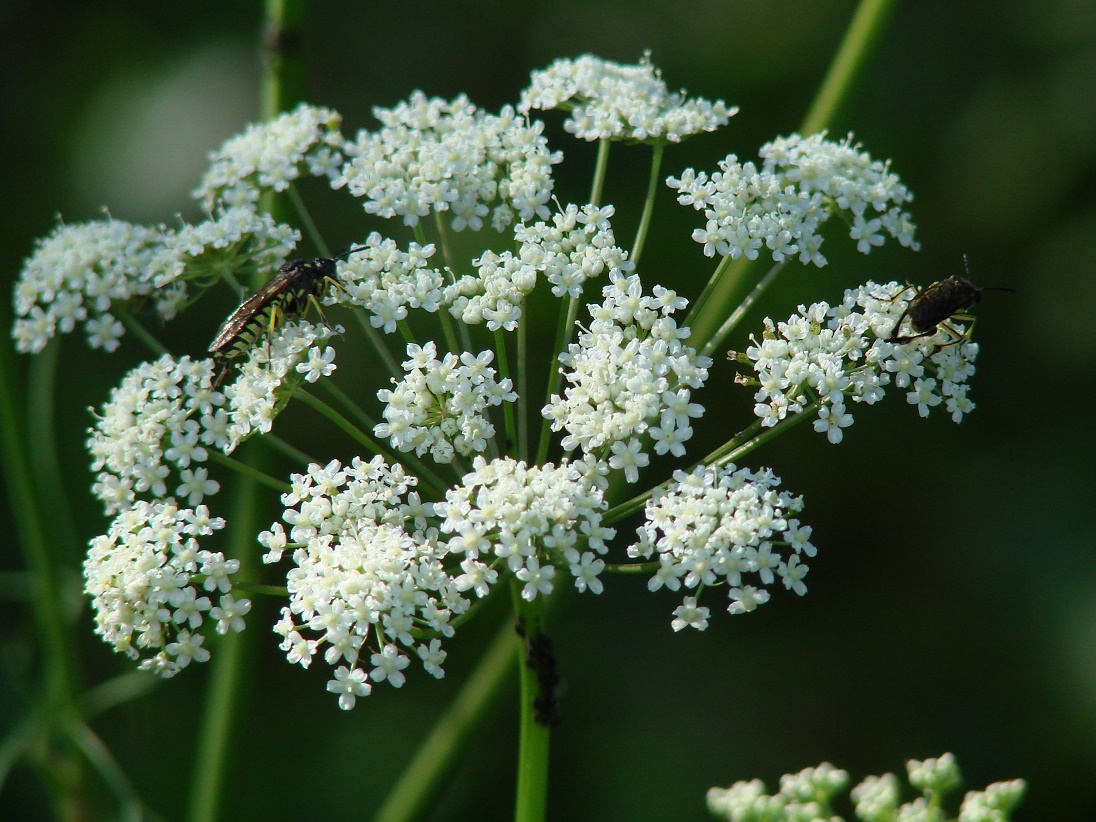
[511,583,551,822]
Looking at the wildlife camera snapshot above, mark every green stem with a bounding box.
[288,184,330,256]
[374,618,518,822]
[589,138,610,206]
[351,312,402,380]
[799,0,901,137]
[681,253,734,335]
[0,333,84,815]
[186,443,263,822]
[516,300,529,463]
[296,387,448,499]
[535,294,581,465]
[117,312,170,358]
[699,261,785,359]
[630,140,664,265]
[510,583,550,822]
[493,329,518,457]
[188,2,306,818]
[687,0,900,348]
[206,449,290,493]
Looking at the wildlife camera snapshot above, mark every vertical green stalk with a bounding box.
[494,329,518,457]
[630,139,664,265]
[511,583,551,822]
[186,2,307,820]
[589,138,610,207]
[516,300,529,463]
[688,0,901,348]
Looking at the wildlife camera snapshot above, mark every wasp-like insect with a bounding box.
[209,255,342,389]
[887,257,1012,345]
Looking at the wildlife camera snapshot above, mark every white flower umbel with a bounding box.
[13,217,163,354]
[262,457,458,710]
[84,499,249,677]
[629,463,813,627]
[519,53,736,144]
[445,202,633,332]
[436,457,615,602]
[338,91,561,232]
[194,103,346,210]
[87,354,225,515]
[223,318,342,450]
[12,207,301,354]
[668,132,918,266]
[733,281,980,444]
[375,341,517,464]
[543,271,710,481]
[335,233,446,334]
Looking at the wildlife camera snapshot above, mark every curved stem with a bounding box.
[630,140,664,265]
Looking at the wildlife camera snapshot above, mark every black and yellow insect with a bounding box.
[209,256,341,388]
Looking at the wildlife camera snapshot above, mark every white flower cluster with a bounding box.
[194,103,346,210]
[150,205,300,293]
[87,354,225,515]
[84,499,250,677]
[667,132,918,266]
[261,457,455,710]
[436,457,615,601]
[222,319,341,450]
[543,271,710,481]
[708,755,1026,822]
[335,233,446,334]
[374,342,516,464]
[629,463,813,629]
[338,92,560,232]
[11,207,301,355]
[13,218,162,354]
[736,281,980,444]
[519,53,736,143]
[445,203,633,331]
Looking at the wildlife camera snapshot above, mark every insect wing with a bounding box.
[207,266,298,355]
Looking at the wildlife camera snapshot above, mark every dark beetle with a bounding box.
[887,259,1012,344]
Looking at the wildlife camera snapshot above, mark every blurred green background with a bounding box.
[2,1,1095,819]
